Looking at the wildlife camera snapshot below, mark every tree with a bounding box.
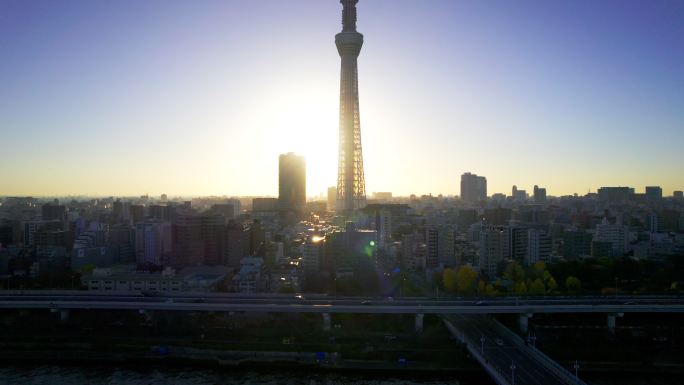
[485,283,499,297]
[278,285,295,294]
[566,276,582,293]
[443,268,458,293]
[456,265,478,295]
[514,281,528,295]
[478,280,486,295]
[504,261,525,283]
[546,276,558,293]
[528,278,545,296]
[80,264,96,275]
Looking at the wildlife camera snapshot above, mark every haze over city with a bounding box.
[2,0,683,197]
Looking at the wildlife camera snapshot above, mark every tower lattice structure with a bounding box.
[335,0,367,214]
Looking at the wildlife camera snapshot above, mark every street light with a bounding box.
[573,360,580,383]
[510,361,517,385]
[527,333,537,348]
[480,335,485,354]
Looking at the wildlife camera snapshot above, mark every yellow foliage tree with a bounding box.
[456,265,478,295]
[443,268,458,293]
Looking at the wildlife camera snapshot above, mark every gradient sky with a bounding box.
[1,0,683,198]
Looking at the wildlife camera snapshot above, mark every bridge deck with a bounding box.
[443,314,587,385]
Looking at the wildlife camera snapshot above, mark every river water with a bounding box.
[0,365,488,385]
[0,364,679,385]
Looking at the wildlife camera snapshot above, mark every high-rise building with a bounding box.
[533,185,547,203]
[645,186,662,204]
[336,0,367,214]
[129,204,145,223]
[327,186,337,212]
[302,235,325,273]
[525,228,552,265]
[135,220,171,266]
[479,226,509,278]
[460,172,487,204]
[278,153,306,216]
[597,187,634,203]
[674,191,684,200]
[41,203,65,221]
[252,198,278,212]
[425,225,455,268]
[171,215,224,267]
[375,209,391,249]
[512,185,527,202]
[225,221,249,269]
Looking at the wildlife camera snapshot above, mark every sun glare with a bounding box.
[256,85,338,198]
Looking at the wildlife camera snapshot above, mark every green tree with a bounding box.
[514,281,528,295]
[456,265,478,295]
[528,278,545,296]
[547,276,558,293]
[80,264,96,275]
[504,261,525,283]
[566,276,582,293]
[443,268,458,293]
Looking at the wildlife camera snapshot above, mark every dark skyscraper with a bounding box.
[278,153,306,215]
[336,0,367,214]
[533,185,547,203]
[460,172,487,204]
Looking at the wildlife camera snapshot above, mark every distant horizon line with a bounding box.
[2,189,683,201]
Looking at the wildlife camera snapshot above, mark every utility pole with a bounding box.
[510,361,517,385]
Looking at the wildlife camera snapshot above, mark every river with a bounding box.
[0,364,680,384]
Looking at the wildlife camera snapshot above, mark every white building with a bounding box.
[526,228,552,265]
[479,226,510,277]
[594,217,630,255]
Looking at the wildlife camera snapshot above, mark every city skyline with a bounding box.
[1,0,683,197]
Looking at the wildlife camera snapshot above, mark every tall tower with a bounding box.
[336,0,367,214]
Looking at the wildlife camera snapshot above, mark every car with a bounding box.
[361,300,371,305]
[474,301,488,306]
[496,339,504,346]
[623,301,636,305]
[294,294,305,300]
[386,297,394,302]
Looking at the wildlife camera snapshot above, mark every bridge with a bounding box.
[1,291,683,332]
[1,291,682,384]
[444,314,588,385]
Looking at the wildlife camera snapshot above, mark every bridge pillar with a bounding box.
[519,313,533,334]
[607,312,624,334]
[415,313,424,333]
[59,309,69,322]
[322,313,331,331]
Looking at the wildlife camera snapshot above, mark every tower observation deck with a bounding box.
[335,0,366,214]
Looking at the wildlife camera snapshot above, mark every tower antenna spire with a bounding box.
[335,0,366,214]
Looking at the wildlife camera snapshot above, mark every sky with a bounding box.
[1,0,683,198]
